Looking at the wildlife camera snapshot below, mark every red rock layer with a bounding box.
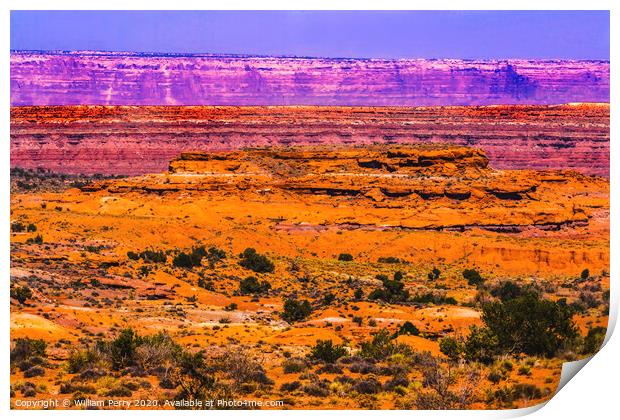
[10,104,609,177]
[10,51,610,106]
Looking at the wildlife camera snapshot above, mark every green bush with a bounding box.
[10,338,47,364]
[397,321,420,336]
[368,272,409,303]
[281,299,313,323]
[463,294,577,363]
[11,222,25,232]
[239,276,271,295]
[309,340,349,363]
[337,253,353,262]
[427,267,441,281]
[582,326,606,354]
[482,294,577,357]
[173,246,208,269]
[463,326,500,364]
[10,286,32,304]
[439,336,463,361]
[239,248,275,273]
[462,268,484,287]
[109,328,142,370]
[378,256,401,264]
[359,329,411,360]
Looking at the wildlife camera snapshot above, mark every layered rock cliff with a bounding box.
[10,104,609,176]
[10,51,609,106]
[83,145,605,234]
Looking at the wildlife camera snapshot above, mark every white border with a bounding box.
[2,2,617,419]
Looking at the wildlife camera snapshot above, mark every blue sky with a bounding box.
[10,10,610,60]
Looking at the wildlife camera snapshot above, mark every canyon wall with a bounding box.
[10,104,609,176]
[10,51,609,106]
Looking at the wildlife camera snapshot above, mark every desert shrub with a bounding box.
[322,292,336,306]
[353,377,381,394]
[27,223,37,232]
[439,336,464,361]
[10,338,46,364]
[127,251,140,260]
[427,267,441,281]
[173,246,208,269]
[463,268,484,287]
[582,326,606,354]
[206,246,226,263]
[281,299,313,323]
[309,340,349,364]
[282,358,308,374]
[280,381,302,392]
[109,328,142,370]
[487,370,503,384]
[482,294,577,358]
[26,234,44,244]
[354,288,364,300]
[139,249,167,264]
[359,329,412,360]
[577,291,600,309]
[489,383,544,407]
[106,385,133,397]
[224,303,238,311]
[66,347,105,373]
[489,280,538,302]
[463,326,501,364]
[239,248,275,273]
[368,272,409,303]
[10,285,32,304]
[316,363,343,374]
[580,268,590,281]
[415,361,479,409]
[384,376,409,391]
[239,276,271,295]
[337,253,353,262]
[172,350,223,403]
[349,361,377,374]
[378,256,402,264]
[24,366,45,378]
[135,331,182,372]
[11,222,26,232]
[303,381,330,397]
[396,321,420,336]
[215,348,273,386]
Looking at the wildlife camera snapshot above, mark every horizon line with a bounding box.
[10,49,611,63]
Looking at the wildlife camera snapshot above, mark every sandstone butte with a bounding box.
[69,144,608,276]
[10,103,610,177]
[10,52,609,106]
[10,144,609,409]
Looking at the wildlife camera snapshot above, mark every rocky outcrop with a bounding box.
[80,145,606,235]
[10,51,609,106]
[10,104,610,176]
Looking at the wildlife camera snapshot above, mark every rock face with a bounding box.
[10,51,609,106]
[10,104,609,176]
[84,145,605,235]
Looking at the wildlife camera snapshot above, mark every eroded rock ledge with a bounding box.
[81,145,606,234]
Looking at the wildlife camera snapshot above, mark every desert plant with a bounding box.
[309,340,349,363]
[239,276,271,295]
[239,248,275,273]
[10,285,32,304]
[281,299,313,323]
[463,268,484,287]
